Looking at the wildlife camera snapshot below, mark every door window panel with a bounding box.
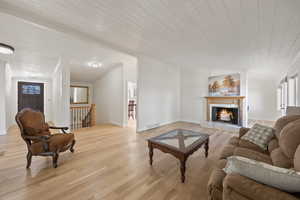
[22,85,41,95]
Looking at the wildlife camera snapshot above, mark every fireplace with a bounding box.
[211,106,239,125]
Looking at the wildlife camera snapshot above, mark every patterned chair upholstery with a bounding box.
[15,108,76,168]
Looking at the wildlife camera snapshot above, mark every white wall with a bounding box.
[93,65,124,126]
[137,56,180,132]
[247,74,281,121]
[180,67,210,124]
[52,63,70,127]
[5,63,12,130]
[0,61,7,135]
[180,67,248,125]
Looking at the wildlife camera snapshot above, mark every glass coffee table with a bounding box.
[148,129,209,183]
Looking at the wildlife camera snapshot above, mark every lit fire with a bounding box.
[219,109,233,121]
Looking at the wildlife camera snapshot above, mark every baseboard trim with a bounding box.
[178,119,201,125]
[109,121,123,127]
[137,120,180,133]
[0,129,7,135]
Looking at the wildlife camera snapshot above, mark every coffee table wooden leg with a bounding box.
[180,158,187,183]
[148,143,153,165]
[204,139,209,158]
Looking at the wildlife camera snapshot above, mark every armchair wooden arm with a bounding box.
[49,126,69,133]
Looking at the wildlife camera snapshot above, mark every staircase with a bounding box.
[70,104,96,130]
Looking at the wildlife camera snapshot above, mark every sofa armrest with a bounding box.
[223,173,299,200]
[239,127,250,138]
[208,168,226,200]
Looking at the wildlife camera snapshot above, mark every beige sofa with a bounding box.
[208,115,300,200]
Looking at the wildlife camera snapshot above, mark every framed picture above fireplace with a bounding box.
[208,73,240,96]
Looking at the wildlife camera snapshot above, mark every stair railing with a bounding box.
[70,104,96,130]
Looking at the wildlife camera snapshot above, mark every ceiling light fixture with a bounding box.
[0,43,14,55]
[88,61,102,68]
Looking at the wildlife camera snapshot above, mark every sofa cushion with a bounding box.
[238,139,267,154]
[234,147,272,164]
[241,124,275,150]
[268,138,279,153]
[295,145,300,172]
[270,148,292,168]
[228,136,267,154]
[223,156,300,193]
[228,137,239,146]
[279,119,300,159]
[274,115,300,139]
[219,145,236,160]
[222,182,250,200]
[217,159,227,169]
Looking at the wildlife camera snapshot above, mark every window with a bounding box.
[277,74,298,112]
[22,85,41,95]
[277,87,282,111]
[288,75,298,106]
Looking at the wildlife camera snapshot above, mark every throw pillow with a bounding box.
[223,156,300,193]
[241,123,274,150]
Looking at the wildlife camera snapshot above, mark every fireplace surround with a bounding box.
[205,96,245,126]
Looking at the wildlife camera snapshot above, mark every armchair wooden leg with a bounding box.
[26,152,32,168]
[52,153,59,168]
[70,140,76,153]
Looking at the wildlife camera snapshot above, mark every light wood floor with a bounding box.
[0,122,235,200]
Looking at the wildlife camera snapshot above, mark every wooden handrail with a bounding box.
[70,106,90,109]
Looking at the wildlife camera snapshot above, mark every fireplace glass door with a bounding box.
[211,107,239,125]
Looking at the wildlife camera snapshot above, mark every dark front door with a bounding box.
[18,82,44,113]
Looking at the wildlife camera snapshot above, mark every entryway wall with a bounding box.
[0,61,6,135]
[6,77,53,128]
[93,64,125,126]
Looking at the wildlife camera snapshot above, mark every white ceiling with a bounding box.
[1,0,300,78]
[0,12,136,81]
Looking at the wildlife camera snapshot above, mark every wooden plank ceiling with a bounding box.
[0,0,300,75]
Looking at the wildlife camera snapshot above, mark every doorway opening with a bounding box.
[127,81,137,127]
[18,81,44,113]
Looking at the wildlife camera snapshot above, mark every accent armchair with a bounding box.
[15,108,76,168]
